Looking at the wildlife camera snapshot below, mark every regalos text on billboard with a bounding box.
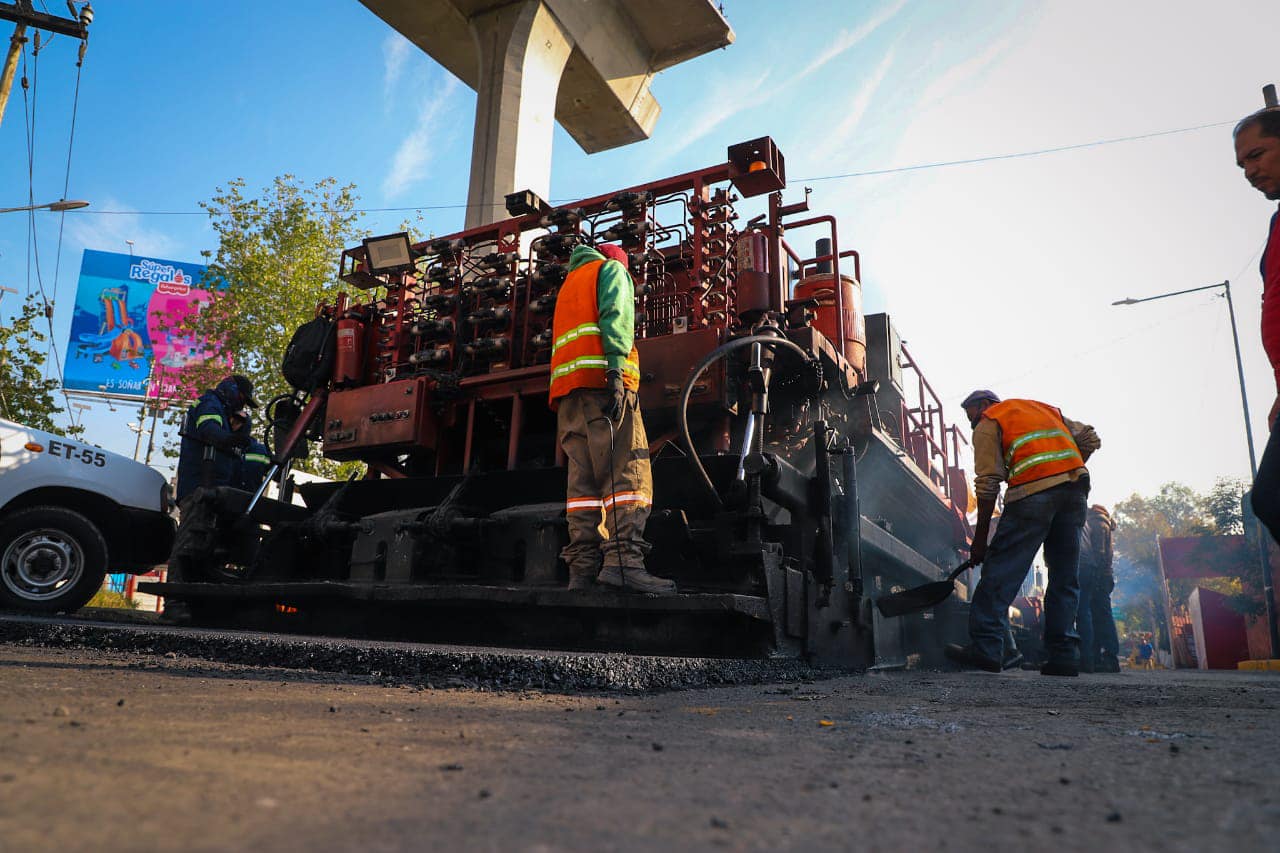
[61,250,221,400]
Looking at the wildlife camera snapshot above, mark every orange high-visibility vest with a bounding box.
[548,259,640,407]
[982,399,1084,487]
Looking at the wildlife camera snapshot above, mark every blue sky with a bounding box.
[2,0,1279,510]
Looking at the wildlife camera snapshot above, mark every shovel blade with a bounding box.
[875,580,957,618]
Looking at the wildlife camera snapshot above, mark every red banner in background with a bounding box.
[1158,535,1250,579]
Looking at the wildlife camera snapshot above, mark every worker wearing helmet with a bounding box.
[174,374,258,502]
[166,374,258,621]
[947,390,1100,676]
[548,243,676,595]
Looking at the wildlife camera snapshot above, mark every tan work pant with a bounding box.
[557,388,653,575]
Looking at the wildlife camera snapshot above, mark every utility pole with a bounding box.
[0,1,92,130]
[1114,280,1280,660]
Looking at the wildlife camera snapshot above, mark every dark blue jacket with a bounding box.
[175,384,246,502]
[237,439,272,491]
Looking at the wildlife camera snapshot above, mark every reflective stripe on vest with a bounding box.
[983,399,1085,488]
[1003,429,1073,468]
[548,258,640,406]
[554,322,601,350]
[196,413,225,429]
[244,453,271,465]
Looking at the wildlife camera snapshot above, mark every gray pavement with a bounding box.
[0,619,1277,852]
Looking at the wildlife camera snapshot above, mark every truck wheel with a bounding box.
[0,506,109,614]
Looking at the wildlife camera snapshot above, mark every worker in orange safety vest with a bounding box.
[548,242,676,595]
[946,391,1100,676]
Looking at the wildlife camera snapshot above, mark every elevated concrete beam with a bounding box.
[360,0,732,153]
[359,0,733,227]
[465,1,573,227]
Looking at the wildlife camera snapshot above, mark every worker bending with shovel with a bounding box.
[548,242,676,595]
[946,390,1100,676]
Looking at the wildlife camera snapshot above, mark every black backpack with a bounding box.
[281,317,336,392]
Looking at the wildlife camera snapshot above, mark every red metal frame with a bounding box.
[320,139,968,530]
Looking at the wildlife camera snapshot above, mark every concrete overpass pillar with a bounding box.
[465,1,572,229]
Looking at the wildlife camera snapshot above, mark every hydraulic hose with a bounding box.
[677,333,821,510]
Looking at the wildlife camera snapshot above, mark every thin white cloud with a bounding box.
[787,0,907,85]
[662,0,905,159]
[382,77,461,198]
[383,33,413,102]
[917,34,1012,108]
[66,199,180,259]
[808,44,897,165]
[665,68,772,156]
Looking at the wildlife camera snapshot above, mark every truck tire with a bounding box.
[0,506,110,614]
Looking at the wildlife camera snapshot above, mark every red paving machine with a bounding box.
[147,138,973,668]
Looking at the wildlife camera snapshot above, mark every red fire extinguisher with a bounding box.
[334,314,365,386]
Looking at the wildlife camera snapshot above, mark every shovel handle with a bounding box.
[946,559,974,583]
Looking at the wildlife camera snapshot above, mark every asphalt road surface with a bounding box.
[1,622,1277,852]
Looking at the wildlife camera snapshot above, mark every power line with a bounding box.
[63,118,1241,218]
[792,119,1238,183]
[14,35,79,431]
[50,53,83,328]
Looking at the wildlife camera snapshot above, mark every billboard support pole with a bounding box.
[144,404,160,466]
[132,401,146,461]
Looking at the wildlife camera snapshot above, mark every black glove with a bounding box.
[227,431,252,449]
[605,369,626,422]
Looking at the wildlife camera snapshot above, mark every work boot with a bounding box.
[944,643,1002,673]
[1002,648,1025,671]
[1040,659,1079,677]
[596,564,677,596]
[1097,655,1121,673]
[162,600,192,626]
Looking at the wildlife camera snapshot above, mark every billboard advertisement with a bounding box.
[61,250,221,400]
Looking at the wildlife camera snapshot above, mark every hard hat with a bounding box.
[961,389,1001,408]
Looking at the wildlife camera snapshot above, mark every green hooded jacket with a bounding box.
[566,244,635,374]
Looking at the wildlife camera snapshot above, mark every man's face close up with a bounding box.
[1236,122,1280,201]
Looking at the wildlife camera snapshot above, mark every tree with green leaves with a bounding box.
[160,175,370,476]
[1112,479,1253,648]
[1204,476,1247,535]
[0,292,82,437]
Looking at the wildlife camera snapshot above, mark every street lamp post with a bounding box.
[1114,279,1280,659]
[0,199,89,214]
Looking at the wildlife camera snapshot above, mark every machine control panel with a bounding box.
[323,378,435,461]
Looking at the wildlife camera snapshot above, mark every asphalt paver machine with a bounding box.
[145,138,974,668]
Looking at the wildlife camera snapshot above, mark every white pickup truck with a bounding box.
[0,417,176,613]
